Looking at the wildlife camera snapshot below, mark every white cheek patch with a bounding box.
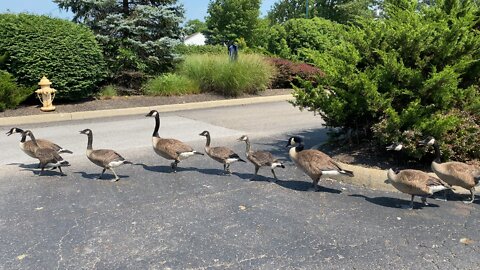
[395,145,403,151]
[428,138,435,145]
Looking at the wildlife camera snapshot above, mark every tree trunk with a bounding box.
[122,0,129,15]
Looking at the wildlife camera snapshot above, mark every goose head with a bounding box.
[79,129,92,135]
[6,127,24,136]
[145,110,159,117]
[199,130,210,137]
[286,136,303,147]
[386,142,403,151]
[417,136,436,146]
[237,135,249,141]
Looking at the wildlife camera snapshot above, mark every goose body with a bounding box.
[80,129,131,181]
[419,137,480,203]
[23,130,70,176]
[146,110,203,172]
[286,136,354,191]
[7,127,73,159]
[238,135,284,181]
[200,131,245,175]
[386,168,451,209]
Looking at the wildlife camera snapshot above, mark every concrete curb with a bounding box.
[0,94,293,126]
[334,161,469,195]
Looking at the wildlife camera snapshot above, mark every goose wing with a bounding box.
[297,149,338,175]
[250,150,274,166]
[210,146,236,160]
[155,138,193,158]
[91,149,125,165]
[442,162,480,185]
[35,148,63,163]
[36,139,62,152]
[396,170,439,194]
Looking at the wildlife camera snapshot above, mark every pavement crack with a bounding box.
[56,218,79,270]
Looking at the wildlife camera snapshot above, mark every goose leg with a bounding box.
[251,166,259,180]
[313,177,320,192]
[270,169,278,183]
[463,188,475,204]
[225,163,232,175]
[421,196,428,206]
[58,166,66,176]
[97,168,106,179]
[409,195,415,210]
[110,168,120,182]
[171,161,179,173]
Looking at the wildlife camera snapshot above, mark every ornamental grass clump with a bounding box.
[142,73,200,96]
[180,54,275,96]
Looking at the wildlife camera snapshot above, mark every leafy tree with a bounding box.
[54,0,185,76]
[205,0,261,45]
[292,0,480,161]
[268,0,375,24]
[184,19,207,36]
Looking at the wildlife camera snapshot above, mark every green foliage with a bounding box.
[142,73,200,96]
[263,17,347,59]
[184,19,207,36]
[0,70,32,111]
[97,85,118,99]
[267,0,375,25]
[179,53,275,96]
[0,14,106,100]
[291,0,480,161]
[205,0,261,45]
[54,0,184,76]
[175,44,226,55]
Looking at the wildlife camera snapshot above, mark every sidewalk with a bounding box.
[0,89,292,126]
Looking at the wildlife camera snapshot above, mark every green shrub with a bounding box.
[291,1,480,161]
[0,70,32,111]
[180,54,275,96]
[97,85,118,99]
[142,74,200,96]
[0,14,107,100]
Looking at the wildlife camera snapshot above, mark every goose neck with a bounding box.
[295,144,304,152]
[27,133,39,147]
[432,142,441,163]
[20,132,27,143]
[152,114,160,137]
[244,138,251,153]
[204,134,211,147]
[86,132,93,150]
[387,168,397,182]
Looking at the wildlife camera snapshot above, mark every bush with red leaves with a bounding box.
[267,57,324,89]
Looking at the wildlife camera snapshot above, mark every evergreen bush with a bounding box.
[0,14,106,100]
[0,70,32,111]
[291,0,480,161]
[266,57,324,88]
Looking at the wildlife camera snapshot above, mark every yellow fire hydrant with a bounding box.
[35,76,57,112]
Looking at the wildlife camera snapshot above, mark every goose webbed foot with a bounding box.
[171,161,179,173]
[95,168,106,180]
[421,197,428,206]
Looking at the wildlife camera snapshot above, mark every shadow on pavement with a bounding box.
[7,162,39,169]
[73,171,129,181]
[349,194,439,209]
[275,179,342,193]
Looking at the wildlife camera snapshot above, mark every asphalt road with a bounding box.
[0,102,479,269]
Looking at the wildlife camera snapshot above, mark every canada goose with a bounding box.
[199,130,245,175]
[237,135,285,181]
[145,110,203,172]
[79,129,132,181]
[6,127,73,160]
[385,168,451,209]
[23,130,70,176]
[286,136,354,191]
[418,137,480,203]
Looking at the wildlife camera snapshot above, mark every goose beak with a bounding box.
[6,130,12,136]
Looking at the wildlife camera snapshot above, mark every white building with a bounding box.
[183,32,206,46]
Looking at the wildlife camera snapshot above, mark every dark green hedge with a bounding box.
[0,14,107,100]
[0,70,32,111]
